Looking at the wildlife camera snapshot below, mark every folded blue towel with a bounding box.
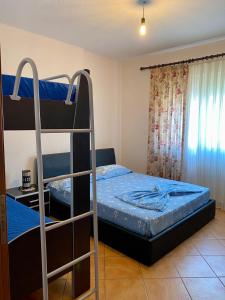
[116,190,168,211]
[116,185,202,212]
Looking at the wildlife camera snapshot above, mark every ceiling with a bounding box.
[0,0,225,59]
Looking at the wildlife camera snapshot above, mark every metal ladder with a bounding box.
[10,58,100,300]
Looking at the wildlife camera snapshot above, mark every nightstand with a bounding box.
[7,185,50,216]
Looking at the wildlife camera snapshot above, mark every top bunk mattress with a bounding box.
[7,196,52,242]
[48,169,210,238]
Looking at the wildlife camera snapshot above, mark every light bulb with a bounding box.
[140,17,146,36]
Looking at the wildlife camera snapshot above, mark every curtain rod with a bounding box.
[140,52,225,71]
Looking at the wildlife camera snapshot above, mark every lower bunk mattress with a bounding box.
[48,168,210,238]
[7,196,52,242]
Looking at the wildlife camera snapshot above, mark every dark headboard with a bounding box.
[42,148,116,179]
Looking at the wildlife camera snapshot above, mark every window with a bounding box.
[187,59,225,152]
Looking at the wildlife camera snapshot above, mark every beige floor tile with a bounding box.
[204,256,225,276]
[190,224,216,240]
[63,279,105,300]
[193,239,225,255]
[90,238,105,257]
[215,209,225,222]
[64,257,105,281]
[46,279,67,299]
[140,256,179,278]
[105,256,142,279]
[105,245,124,257]
[62,271,72,281]
[144,278,191,300]
[105,279,148,300]
[26,279,66,300]
[214,217,225,223]
[183,277,225,300]
[220,277,225,287]
[211,225,225,239]
[167,239,200,256]
[89,279,106,300]
[89,278,106,300]
[219,239,225,247]
[91,257,105,280]
[174,256,216,277]
[24,208,225,300]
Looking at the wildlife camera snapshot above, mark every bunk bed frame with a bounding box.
[43,148,216,266]
[1,59,96,299]
[0,50,11,300]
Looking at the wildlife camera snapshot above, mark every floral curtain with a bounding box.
[147,64,189,180]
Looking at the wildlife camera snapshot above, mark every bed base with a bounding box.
[51,197,215,266]
[97,199,215,265]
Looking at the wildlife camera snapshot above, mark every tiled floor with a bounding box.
[27,209,225,300]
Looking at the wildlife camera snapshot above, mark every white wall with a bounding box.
[0,23,122,188]
[121,39,225,173]
[2,22,225,188]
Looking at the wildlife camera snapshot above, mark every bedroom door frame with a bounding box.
[0,49,11,300]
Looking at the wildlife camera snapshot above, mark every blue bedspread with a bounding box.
[7,196,52,242]
[48,172,210,238]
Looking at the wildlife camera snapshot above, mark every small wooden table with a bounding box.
[7,185,50,216]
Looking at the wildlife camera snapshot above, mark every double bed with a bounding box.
[43,148,216,265]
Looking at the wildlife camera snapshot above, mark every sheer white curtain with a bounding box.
[182,58,225,210]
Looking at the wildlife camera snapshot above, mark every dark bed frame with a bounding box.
[43,148,216,266]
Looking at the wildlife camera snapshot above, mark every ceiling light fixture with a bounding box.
[139,0,147,36]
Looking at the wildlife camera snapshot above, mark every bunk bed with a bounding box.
[2,63,97,299]
[43,148,216,266]
[7,196,74,300]
[0,52,10,300]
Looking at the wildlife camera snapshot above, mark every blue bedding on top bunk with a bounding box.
[47,167,210,238]
[7,196,52,242]
[2,74,76,101]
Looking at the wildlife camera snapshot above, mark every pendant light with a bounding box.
[139,1,146,36]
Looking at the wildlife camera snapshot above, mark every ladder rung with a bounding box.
[41,129,92,133]
[75,288,96,300]
[43,170,92,184]
[45,211,94,232]
[47,250,95,279]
